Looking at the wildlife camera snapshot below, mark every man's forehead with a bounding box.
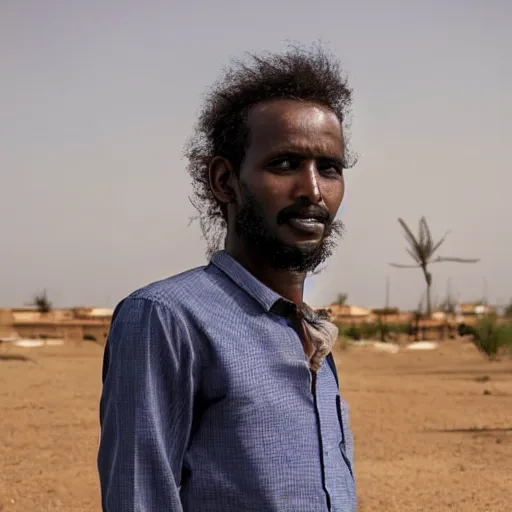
[246,99,344,156]
[248,99,340,127]
[261,139,344,160]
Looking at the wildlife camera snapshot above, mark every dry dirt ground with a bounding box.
[1,339,511,512]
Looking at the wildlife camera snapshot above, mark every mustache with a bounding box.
[277,202,332,226]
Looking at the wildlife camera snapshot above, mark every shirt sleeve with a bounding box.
[97,297,196,512]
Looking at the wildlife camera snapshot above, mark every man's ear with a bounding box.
[209,156,240,206]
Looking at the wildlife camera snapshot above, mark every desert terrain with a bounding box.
[1,339,511,512]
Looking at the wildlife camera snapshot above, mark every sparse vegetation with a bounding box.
[390,217,479,316]
[504,299,512,318]
[471,315,512,361]
[338,322,410,341]
[343,326,361,341]
[29,290,52,314]
[372,307,400,316]
[332,293,348,306]
[439,295,457,315]
[458,323,477,338]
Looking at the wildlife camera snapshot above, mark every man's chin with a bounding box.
[275,232,324,251]
[263,240,331,273]
[287,239,323,252]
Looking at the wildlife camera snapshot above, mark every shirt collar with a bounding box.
[210,251,321,323]
[210,251,284,313]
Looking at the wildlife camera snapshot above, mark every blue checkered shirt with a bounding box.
[98,251,357,511]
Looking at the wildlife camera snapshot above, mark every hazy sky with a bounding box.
[1,0,510,310]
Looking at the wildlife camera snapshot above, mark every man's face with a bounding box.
[234,99,345,272]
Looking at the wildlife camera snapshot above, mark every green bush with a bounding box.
[360,323,379,339]
[499,323,512,354]
[344,326,361,340]
[338,322,414,341]
[472,316,512,360]
[389,323,410,335]
[504,300,512,318]
[458,323,477,337]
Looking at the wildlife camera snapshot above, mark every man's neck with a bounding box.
[225,245,306,309]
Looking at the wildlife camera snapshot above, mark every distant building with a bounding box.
[73,307,113,319]
[458,303,496,316]
[330,304,372,317]
[431,311,447,322]
[0,306,112,343]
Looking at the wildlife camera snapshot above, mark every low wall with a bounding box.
[0,309,16,338]
[12,320,111,344]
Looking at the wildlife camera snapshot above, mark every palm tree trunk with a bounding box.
[426,282,432,318]
[422,266,433,317]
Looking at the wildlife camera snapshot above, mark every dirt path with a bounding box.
[339,341,512,512]
[1,340,510,511]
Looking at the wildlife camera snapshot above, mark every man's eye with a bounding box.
[269,158,299,170]
[318,160,343,176]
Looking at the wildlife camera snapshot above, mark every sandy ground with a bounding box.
[0,339,511,512]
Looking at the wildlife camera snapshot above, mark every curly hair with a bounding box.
[184,43,354,257]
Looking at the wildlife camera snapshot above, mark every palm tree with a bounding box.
[390,217,479,316]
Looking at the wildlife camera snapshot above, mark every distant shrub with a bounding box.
[458,323,477,337]
[30,289,52,314]
[389,323,410,334]
[360,323,379,340]
[471,316,512,360]
[377,321,389,342]
[344,326,361,340]
[372,307,400,316]
[338,322,412,342]
[332,293,348,306]
[499,323,512,356]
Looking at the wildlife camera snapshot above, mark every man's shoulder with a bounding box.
[127,265,211,308]
[121,261,238,313]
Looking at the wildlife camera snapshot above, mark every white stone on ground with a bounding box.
[406,341,439,351]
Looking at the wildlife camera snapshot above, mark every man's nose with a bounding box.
[292,161,322,204]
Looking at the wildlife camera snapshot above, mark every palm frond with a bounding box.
[389,262,421,268]
[420,217,434,257]
[429,256,480,264]
[406,248,421,264]
[418,217,426,252]
[398,218,425,262]
[430,230,450,257]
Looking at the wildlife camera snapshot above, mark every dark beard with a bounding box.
[234,185,344,273]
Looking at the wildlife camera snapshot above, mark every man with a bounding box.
[98,45,357,511]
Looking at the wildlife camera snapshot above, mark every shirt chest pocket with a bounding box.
[336,395,354,476]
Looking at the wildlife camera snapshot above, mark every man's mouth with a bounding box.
[286,216,326,236]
